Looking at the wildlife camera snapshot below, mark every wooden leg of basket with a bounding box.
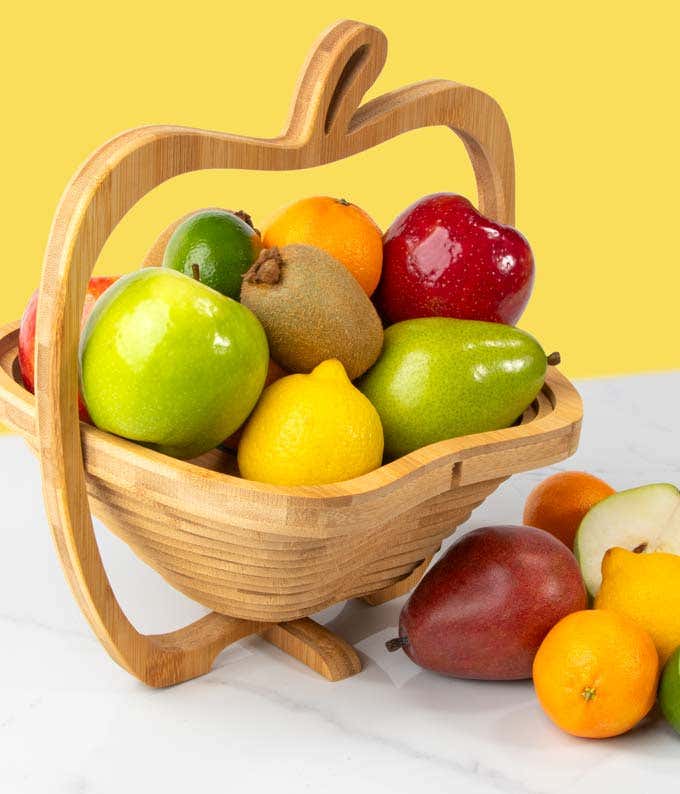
[262,618,362,681]
[140,612,266,687]
[361,556,433,607]
[92,611,362,686]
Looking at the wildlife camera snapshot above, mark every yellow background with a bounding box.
[2,0,678,378]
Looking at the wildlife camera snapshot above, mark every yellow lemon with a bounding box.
[237,359,384,486]
[595,547,680,665]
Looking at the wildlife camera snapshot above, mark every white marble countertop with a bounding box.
[1,371,678,794]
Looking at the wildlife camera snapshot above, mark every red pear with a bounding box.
[387,525,587,680]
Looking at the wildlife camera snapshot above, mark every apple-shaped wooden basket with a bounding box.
[0,20,582,687]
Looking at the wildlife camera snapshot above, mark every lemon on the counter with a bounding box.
[595,547,680,665]
[237,359,384,486]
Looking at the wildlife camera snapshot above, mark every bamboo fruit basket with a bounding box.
[0,20,582,687]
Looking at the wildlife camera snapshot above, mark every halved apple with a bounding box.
[575,483,680,596]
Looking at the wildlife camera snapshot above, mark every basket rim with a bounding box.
[0,319,582,504]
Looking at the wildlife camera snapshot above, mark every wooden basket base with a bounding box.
[139,557,430,688]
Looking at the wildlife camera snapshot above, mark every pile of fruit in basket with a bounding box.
[387,475,680,740]
[17,192,680,740]
[19,192,546,480]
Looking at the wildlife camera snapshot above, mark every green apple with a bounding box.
[575,483,680,597]
[79,268,268,459]
[358,317,551,459]
[660,646,680,735]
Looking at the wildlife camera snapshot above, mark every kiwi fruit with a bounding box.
[240,244,383,379]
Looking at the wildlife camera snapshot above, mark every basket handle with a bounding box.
[34,19,515,686]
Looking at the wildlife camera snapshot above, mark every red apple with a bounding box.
[376,194,534,325]
[18,276,119,422]
[386,525,587,680]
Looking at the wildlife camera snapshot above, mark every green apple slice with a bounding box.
[574,483,680,597]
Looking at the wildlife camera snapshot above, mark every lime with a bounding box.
[162,208,261,299]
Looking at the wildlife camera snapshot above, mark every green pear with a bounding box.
[358,318,552,459]
[574,483,680,596]
[79,268,268,459]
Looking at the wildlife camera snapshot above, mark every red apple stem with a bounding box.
[385,636,409,652]
[191,263,201,281]
[547,352,561,366]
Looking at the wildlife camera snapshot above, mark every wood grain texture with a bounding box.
[0,20,582,687]
[263,619,362,681]
[361,556,434,606]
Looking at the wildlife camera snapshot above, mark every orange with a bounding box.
[532,609,659,738]
[523,471,615,548]
[262,196,383,295]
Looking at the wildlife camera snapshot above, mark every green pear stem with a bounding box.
[385,636,409,652]
[547,352,561,366]
[191,263,200,281]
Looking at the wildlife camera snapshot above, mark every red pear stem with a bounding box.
[385,636,409,652]
[191,263,201,281]
[547,352,561,366]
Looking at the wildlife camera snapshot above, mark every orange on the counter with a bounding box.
[523,471,615,548]
[532,609,659,739]
[262,196,383,295]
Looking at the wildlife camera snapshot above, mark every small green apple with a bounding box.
[574,483,680,597]
[79,268,268,459]
[660,646,680,735]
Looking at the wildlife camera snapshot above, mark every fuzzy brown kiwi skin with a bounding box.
[240,244,383,380]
